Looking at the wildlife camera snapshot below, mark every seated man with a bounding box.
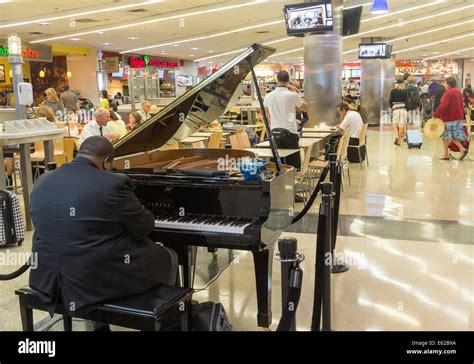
[29,136,177,327]
[79,108,119,144]
[336,102,364,162]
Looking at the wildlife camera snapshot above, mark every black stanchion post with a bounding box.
[278,237,298,331]
[311,182,333,331]
[276,237,305,331]
[321,182,333,331]
[328,153,349,274]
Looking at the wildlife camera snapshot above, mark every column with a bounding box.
[360,37,396,126]
[304,0,343,127]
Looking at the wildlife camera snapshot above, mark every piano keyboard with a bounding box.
[154,213,253,234]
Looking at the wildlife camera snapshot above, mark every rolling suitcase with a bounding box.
[0,190,25,246]
[406,130,422,149]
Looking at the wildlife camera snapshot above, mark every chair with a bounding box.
[229,134,241,149]
[63,138,76,163]
[16,285,193,332]
[339,131,352,186]
[236,128,246,135]
[236,132,251,149]
[192,141,205,148]
[294,144,313,203]
[347,123,369,170]
[208,131,222,148]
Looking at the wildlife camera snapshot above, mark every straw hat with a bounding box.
[423,118,445,139]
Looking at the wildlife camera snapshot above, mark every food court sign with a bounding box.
[127,55,179,69]
[0,40,52,62]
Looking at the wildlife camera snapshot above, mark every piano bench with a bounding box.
[15,285,193,332]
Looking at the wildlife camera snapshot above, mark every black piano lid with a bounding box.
[113,43,276,158]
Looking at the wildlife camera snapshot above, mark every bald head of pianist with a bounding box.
[77,136,115,172]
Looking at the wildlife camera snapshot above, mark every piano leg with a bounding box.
[173,245,197,288]
[252,248,274,328]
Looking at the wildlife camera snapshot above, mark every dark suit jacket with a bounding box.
[29,157,165,315]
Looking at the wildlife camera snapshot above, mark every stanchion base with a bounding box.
[331,260,349,274]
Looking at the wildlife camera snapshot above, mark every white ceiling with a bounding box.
[0,0,473,66]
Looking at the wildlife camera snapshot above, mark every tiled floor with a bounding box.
[0,129,472,331]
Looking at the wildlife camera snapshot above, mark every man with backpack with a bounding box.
[405,76,421,128]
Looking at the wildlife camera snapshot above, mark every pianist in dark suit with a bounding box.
[29,136,178,322]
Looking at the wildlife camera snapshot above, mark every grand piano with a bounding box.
[113,44,294,328]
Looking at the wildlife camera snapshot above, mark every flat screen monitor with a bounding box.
[343,6,362,36]
[284,1,333,36]
[358,43,392,59]
[112,67,124,78]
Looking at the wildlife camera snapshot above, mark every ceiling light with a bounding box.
[343,19,474,55]
[433,52,441,54]
[30,1,265,43]
[191,47,198,50]
[194,37,293,62]
[98,31,105,35]
[120,19,282,53]
[38,22,50,26]
[371,0,389,14]
[189,54,195,57]
[1,1,161,29]
[0,0,11,3]
[128,36,139,40]
[172,44,179,47]
[363,0,444,23]
[269,47,304,58]
[347,4,474,39]
[344,2,371,10]
[103,42,112,46]
[70,38,81,41]
[422,47,474,61]
[393,33,474,55]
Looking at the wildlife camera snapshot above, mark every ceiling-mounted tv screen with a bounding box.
[284,1,333,37]
[358,43,392,59]
[343,6,362,36]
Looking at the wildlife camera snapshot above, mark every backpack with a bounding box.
[161,300,233,331]
[406,87,421,110]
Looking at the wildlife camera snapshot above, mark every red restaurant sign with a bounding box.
[129,56,179,69]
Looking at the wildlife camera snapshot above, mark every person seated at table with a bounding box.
[107,110,127,139]
[126,111,142,133]
[36,105,58,123]
[80,108,119,144]
[149,105,161,117]
[336,102,364,162]
[29,136,178,330]
[42,88,64,115]
[138,101,152,121]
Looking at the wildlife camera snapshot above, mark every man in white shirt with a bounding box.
[80,108,118,144]
[336,102,364,162]
[138,100,151,121]
[263,70,308,170]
